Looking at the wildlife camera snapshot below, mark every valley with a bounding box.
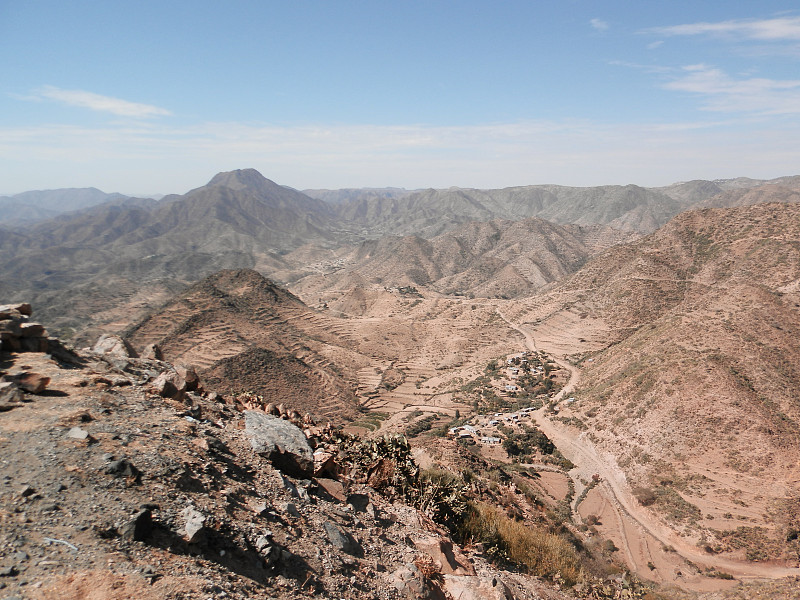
[3,170,800,598]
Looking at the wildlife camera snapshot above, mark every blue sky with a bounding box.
[2,1,799,195]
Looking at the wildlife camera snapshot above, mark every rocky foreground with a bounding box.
[0,303,583,600]
[3,304,799,600]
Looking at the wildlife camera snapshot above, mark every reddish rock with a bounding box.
[14,372,50,394]
[149,371,187,400]
[313,449,339,477]
[412,534,475,576]
[175,364,200,392]
[316,477,347,502]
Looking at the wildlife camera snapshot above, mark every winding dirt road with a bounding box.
[497,308,800,586]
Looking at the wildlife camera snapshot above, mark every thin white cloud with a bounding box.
[1,117,798,192]
[590,18,609,32]
[609,60,674,74]
[650,16,800,41]
[35,86,171,118]
[647,41,664,50]
[664,64,800,114]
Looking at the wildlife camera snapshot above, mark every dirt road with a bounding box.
[499,309,800,586]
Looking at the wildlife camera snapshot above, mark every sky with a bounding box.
[1,1,800,196]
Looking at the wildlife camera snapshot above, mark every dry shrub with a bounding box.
[414,554,442,580]
[632,486,656,507]
[461,502,581,585]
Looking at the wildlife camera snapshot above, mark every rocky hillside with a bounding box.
[512,202,800,564]
[122,269,363,425]
[2,304,682,600]
[327,183,685,238]
[290,218,637,301]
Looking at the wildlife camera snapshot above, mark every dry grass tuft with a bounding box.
[460,501,581,585]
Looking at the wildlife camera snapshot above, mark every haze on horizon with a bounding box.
[2,1,800,196]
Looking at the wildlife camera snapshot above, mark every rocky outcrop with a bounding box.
[92,334,139,358]
[244,411,314,478]
[0,303,50,353]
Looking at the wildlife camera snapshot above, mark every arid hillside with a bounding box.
[287,217,637,301]
[121,269,524,426]
[2,170,798,347]
[508,202,800,564]
[123,269,365,424]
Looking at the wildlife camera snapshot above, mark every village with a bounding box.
[445,350,575,457]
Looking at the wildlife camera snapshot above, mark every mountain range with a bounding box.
[4,167,800,594]
[3,168,799,343]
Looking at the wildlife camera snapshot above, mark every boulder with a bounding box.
[441,574,514,600]
[0,304,48,354]
[92,334,139,358]
[140,343,163,360]
[181,505,207,543]
[244,411,313,478]
[11,372,50,394]
[175,364,200,392]
[149,370,187,400]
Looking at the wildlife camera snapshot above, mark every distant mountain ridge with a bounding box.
[1,168,799,342]
[289,217,637,301]
[0,187,129,225]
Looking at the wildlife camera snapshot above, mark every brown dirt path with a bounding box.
[499,311,800,588]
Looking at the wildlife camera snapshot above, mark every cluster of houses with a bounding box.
[447,407,538,446]
[445,352,554,447]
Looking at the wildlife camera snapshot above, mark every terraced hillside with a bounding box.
[509,202,800,568]
[123,269,363,424]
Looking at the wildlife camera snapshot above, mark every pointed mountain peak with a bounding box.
[207,168,273,191]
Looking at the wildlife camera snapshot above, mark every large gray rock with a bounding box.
[323,521,363,557]
[92,334,139,358]
[244,411,313,478]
